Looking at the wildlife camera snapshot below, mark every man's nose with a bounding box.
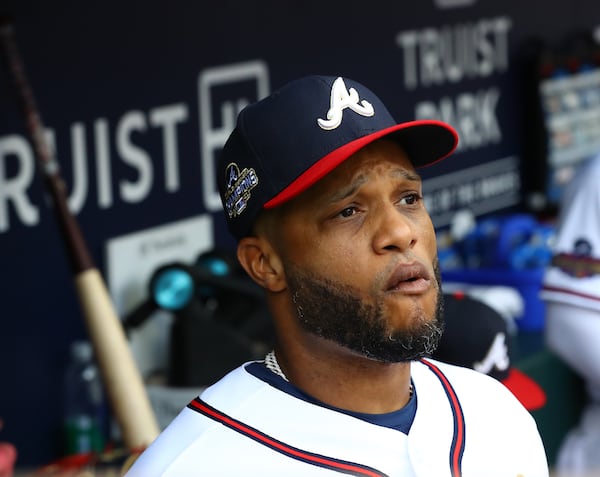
[371,204,416,253]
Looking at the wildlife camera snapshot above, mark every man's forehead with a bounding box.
[300,156,420,205]
[324,140,419,183]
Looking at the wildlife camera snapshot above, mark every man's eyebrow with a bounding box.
[392,169,422,182]
[327,169,422,203]
[328,175,367,203]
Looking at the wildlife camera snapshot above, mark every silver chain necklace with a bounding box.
[264,350,288,381]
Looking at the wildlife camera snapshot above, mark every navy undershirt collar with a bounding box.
[245,361,417,435]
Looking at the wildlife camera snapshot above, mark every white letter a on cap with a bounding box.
[317,77,375,130]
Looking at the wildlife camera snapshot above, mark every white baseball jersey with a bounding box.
[541,154,600,311]
[126,358,548,477]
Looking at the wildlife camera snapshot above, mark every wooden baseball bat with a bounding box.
[0,18,160,450]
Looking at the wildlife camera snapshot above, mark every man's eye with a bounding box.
[400,193,422,206]
[338,207,357,218]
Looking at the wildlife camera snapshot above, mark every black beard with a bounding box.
[285,260,445,363]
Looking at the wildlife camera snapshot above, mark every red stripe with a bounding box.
[188,399,386,477]
[420,359,465,477]
[542,285,600,302]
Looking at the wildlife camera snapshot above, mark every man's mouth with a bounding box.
[386,263,431,294]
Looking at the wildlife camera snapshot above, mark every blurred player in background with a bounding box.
[542,153,600,475]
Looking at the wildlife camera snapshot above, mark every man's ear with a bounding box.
[237,237,286,292]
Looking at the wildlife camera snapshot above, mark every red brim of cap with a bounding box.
[264,119,458,209]
[502,368,547,411]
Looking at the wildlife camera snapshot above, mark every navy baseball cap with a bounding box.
[217,75,459,240]
[435,292,547,412]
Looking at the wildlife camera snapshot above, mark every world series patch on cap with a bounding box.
[217,75,459,240]
[434,291,547,412]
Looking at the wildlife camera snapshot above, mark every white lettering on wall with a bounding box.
[423,157,521,228]
[69,122,89,213]
[149,103,189,192]
[117,110,152,203]
[0,135,39,232]
[0,60,269,234]
[415,87,501,151]
[95,119,112,208]
[395,16,519,224]
[396,16,512,90]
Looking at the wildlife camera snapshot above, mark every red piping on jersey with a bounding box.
[420,359,465,477]
[542,285,600,302]
[187,397,389,477]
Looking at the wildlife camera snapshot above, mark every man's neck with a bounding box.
[271,341,413,414]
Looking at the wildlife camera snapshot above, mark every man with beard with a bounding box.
[126,76,548,476]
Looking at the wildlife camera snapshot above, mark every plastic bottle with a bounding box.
[63,340,106,455]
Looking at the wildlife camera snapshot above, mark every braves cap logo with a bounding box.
[223,163,259,218]
[317,77,375,130]
[473,332,510,375]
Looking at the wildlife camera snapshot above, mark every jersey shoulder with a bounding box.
[410,359,548,476]
[412,358,543,436]
[125,362,264,477]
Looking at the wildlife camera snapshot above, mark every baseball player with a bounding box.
[541,153,600,473]
[126,75,548,476]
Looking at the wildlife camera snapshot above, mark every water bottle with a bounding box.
[63,340,106,455]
